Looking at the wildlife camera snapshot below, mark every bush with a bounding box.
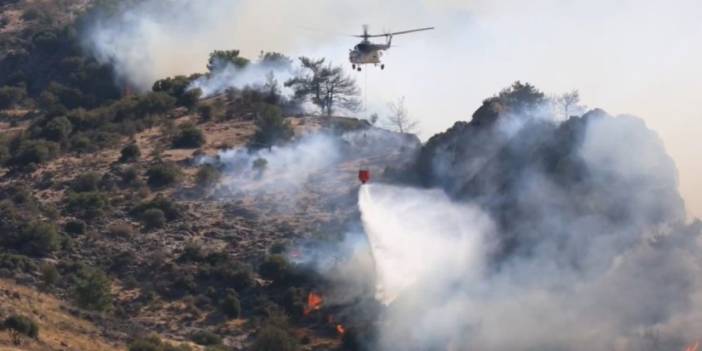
[73,267,112,311]
[1,314,39,345]
[196,164,221,187]
[172,124,205,149]
[221,291,241,318]
[120,144,141,162]
[134,92,177,116]
[71,173,101,193]
[0,86,27,110]
[131,196,181,221]
[191,330,222,346]
[40,263,59,287]
[8,139,60,167]
[202,261,255,291]
[250,104,293,149]
[69,134,93,153]
[108,222,134,237]
[0,253,37,274]
[66,192,109,220]
[152,75,202,109]
[128,335,193,351]
[18,221,61,256]
[253,158,268,174]
[64,219,86,235]
[207,50,249,72]
[270,241,287,255]
[259,255,291,283]
[41,116,73,142]
[146,163,182,188]
[252,325,298,351]
[141,208,166,230]
[22,7,41,21]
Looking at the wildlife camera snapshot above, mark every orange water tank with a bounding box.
[358,170,370,184]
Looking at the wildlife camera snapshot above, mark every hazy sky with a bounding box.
[89,0,702,218]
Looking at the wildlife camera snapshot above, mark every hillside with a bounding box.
[0,278,123,351]
[2,1,702,351]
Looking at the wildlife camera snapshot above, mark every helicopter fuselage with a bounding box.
[349,41,390,65]
[347,26,433,70]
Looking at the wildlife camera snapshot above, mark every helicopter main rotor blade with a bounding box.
[353,27,434,38]
[383,27,435,36]
[351,27,435,38]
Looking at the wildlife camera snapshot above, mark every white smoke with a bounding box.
[202,133,342,199]
[359,184,494,304]
[188,61,295,98]
[356,114,702,351]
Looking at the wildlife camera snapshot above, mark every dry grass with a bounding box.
[0,279,125,351]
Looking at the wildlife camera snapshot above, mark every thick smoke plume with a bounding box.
[200,133,342,201]
[188,59,295,98]
[355,99,702,350]
[359,184,493,305]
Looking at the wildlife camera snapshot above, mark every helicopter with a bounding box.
[349,25,434,71]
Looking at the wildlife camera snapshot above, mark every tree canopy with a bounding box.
[285,57,360,116]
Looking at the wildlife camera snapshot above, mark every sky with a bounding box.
[87,0,702,219]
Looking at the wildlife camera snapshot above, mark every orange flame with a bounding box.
[336,324,346,336]
[685,341,700,351]
[303,292,323,316]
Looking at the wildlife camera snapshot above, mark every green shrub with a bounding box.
[131,196,181,221]
[40,263,59,287]
[270,241,287,255]
[8,139,60,167]
[18,221,61,256]
[190,330,222,346]
[73,267,112,311]
[41,116,73,142]
[22,8,41,21]
[202,261,255,291]
[69,134,93,153]
[195,164,220,187]
[66,192,109,220]
[252,325,298,351]
[253,158,268,174]
[128,335,193,351]
[179,89,202,110]
[221,291,241,318]
[141,208,166,230]
[134,92,176,116]
[128,336,162,351]
[1,314,39,345]
[0,86,27,109]
[47,82,84,110]
[198,104,213,122]
[207,50,249,71]
[250,104,293,149]
[120,143,141,162]
[152,75,202,109]
[259,255,291,282]
[281,287,306,318]
[71,172,101,193]
[0,253,37,274]
[172,124,205,149]
[0,143,9,165]
[179,241,206,262]
[64,219,86,235]
[108,222,134,237]
[146,163,182,188]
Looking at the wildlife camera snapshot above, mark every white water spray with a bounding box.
[358,184,493,305]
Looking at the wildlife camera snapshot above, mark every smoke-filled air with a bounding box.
[1,0,700,350]
[82,1,701,349]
